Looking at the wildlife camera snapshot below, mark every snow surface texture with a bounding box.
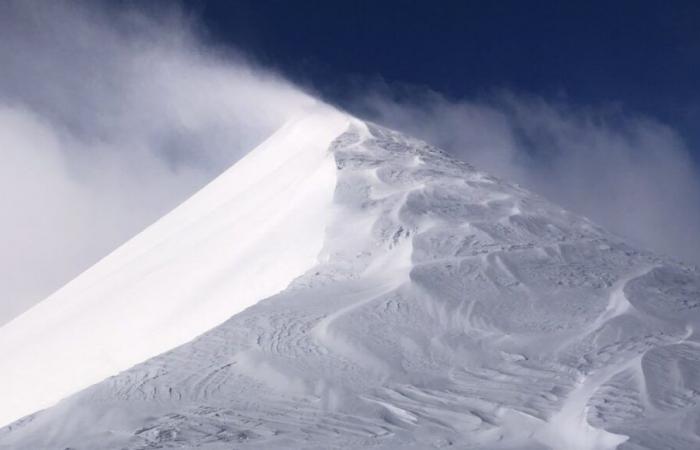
[2,106,700,449]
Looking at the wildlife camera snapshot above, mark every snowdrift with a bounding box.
[2,106,700,450]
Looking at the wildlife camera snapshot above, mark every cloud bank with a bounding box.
[2,1,698,324]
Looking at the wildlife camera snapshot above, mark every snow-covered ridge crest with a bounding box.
[2,106,700,450]
[0,103,353,427]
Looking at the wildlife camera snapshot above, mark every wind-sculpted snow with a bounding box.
[2,114,700,449]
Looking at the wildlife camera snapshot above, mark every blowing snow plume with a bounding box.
[0,0,315,323]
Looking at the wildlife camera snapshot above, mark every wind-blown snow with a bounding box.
[1,107,700,449]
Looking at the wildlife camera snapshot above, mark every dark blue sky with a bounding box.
[188,0,700,156]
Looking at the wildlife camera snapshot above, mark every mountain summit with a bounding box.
[2,105,699,449]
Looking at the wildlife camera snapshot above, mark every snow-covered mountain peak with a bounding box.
[2,105,700,450]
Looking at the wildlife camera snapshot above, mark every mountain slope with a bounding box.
[0,104,350,428]
[2,108,700,449]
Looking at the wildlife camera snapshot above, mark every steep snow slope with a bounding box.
[0,104,351,428]
[2,110,700,449]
